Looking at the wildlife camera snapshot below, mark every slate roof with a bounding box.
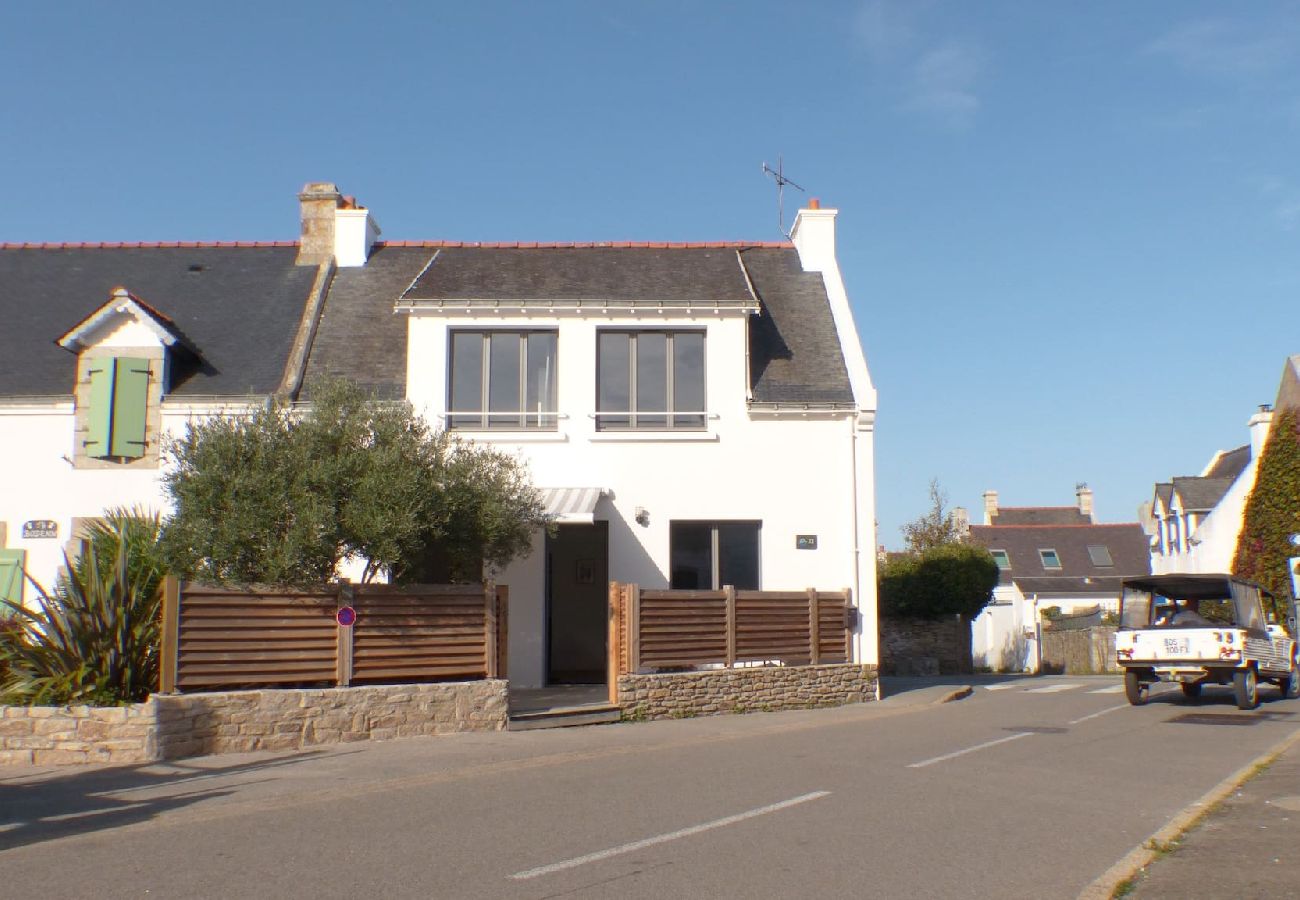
[967,522,1151,594]
[1205,444,1250,481]
[307,244,855,406]
[1171,475,1237,512]
[0,246,316,398]
[402,247,757,306]
[743,248,854,406]
[990,507,1091,526]
[301,246,434,400]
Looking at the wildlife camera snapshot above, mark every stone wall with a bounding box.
[1042,627,1118,675]
[0,703,157,766]
[1,680,507,767]
[879,616,972,675]
[617,663,878,721]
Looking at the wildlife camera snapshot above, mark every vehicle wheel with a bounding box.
[1282,663,1300,700]
[1125,669,1147,706]
[1181,682,1202,700]
[1234,667,1259,710]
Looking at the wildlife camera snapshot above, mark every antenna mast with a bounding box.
[761,155,806,237]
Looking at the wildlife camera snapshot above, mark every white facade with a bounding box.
[1148,409,1271,575]
[0,199,879,691]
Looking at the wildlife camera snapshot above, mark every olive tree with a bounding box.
[161,379,547,586]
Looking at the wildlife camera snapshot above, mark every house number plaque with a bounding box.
[22,520,58,539]
[796,534,818,550]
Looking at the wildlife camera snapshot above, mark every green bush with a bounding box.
[0,510,165,706]
[878,542,999,620]
[1234,407,1300,620]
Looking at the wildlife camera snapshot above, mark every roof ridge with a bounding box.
[972,522,1143,529]
[1,241,299,249]
[376,240,794,249]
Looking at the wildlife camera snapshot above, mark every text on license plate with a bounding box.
[1163,638,1190,654]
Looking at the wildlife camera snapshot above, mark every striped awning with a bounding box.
[540,487,607,524]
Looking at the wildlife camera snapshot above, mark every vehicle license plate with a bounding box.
[1163,638,1190,655]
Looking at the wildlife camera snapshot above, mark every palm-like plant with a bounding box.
[0,508,165,705]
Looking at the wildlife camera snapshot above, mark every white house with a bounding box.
[0,183,880,691]
[964,486,1150,671]
[1143,408,1273,576]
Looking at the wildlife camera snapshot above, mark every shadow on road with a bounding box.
[0,749,343,852]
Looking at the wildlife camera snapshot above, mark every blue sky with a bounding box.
[4,2,1298,545]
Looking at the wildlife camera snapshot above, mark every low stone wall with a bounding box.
[1,680,508,767]
[617,663,878,721]
[1042,627,1118,675]
[879,616,973,675]
[0,704,157,766]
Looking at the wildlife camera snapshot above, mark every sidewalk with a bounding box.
[1114,727,1300,898]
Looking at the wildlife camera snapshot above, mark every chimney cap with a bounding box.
[808,197,821,210]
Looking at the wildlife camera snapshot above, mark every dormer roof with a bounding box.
[56,287,199,355]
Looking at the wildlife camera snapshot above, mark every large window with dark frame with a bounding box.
[669,521,761,590]
[448,330,557,430]
[596,330,705,430]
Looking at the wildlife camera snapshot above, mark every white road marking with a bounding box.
[1068,704,1130,725]
[906,732,1035,769]
[508,791,832,880]
[983,684,1021,691]
[1024,683,1084,694]
[1089,685,1124,694]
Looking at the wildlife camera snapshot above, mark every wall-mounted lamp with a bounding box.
[634,507,650,527]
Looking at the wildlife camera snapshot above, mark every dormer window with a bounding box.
[990,549,1010,569]
[85,356,151,459]
[1087,544,1113,567]
[1038,548,1062,570]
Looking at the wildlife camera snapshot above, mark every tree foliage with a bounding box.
[900,479,964,553]
[1234,407,1300,619]
[878,542,999,620]
[0,509,165,705]
[161,378,547,586]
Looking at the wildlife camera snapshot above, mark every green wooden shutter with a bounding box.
[0,549,25,607]
[84,358,117,458]
[109,357,150,458]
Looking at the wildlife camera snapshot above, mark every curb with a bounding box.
[1078,725,1300,900]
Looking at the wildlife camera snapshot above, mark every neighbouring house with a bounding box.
[963,485,1150,671]
[0,183,880,692]
[1141,407,1273,575]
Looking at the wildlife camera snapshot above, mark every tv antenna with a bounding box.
[761,155,805,237]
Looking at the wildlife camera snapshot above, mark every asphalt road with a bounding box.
[3,675,1298,900]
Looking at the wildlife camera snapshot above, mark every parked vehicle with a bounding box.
[1114,574,1299,710]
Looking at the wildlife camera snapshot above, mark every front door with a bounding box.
[546,522,609,684]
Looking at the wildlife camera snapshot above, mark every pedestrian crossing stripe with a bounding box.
[983,684,1021,691]
[1024,683,1085,693]
[1089,685,1124,694]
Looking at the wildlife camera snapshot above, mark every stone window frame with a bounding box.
[72,348,166,470]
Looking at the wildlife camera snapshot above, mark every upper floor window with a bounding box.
[1038,548,1062,570]
[84,356,151,460]
[1087,544,1113,567]
[448,331,557,430]
[596,330,705,430]
[990,549,1010,570]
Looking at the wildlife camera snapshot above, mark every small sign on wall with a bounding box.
[796,534,818,550]
[22,520,58,540]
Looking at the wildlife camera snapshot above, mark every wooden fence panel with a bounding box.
[175,583,338,689]
[171,581,497,692]
[636,589,728,668]
[610,586,855,673]
[351,585,489,684]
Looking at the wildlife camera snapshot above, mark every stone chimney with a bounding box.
[1076,482,1094,521]
[982,490,999,525]
[952,506,970,539]
[1249,404,1274,459]
[790,199,838,273]
[296,182,343,266]
[334,194,382,267]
